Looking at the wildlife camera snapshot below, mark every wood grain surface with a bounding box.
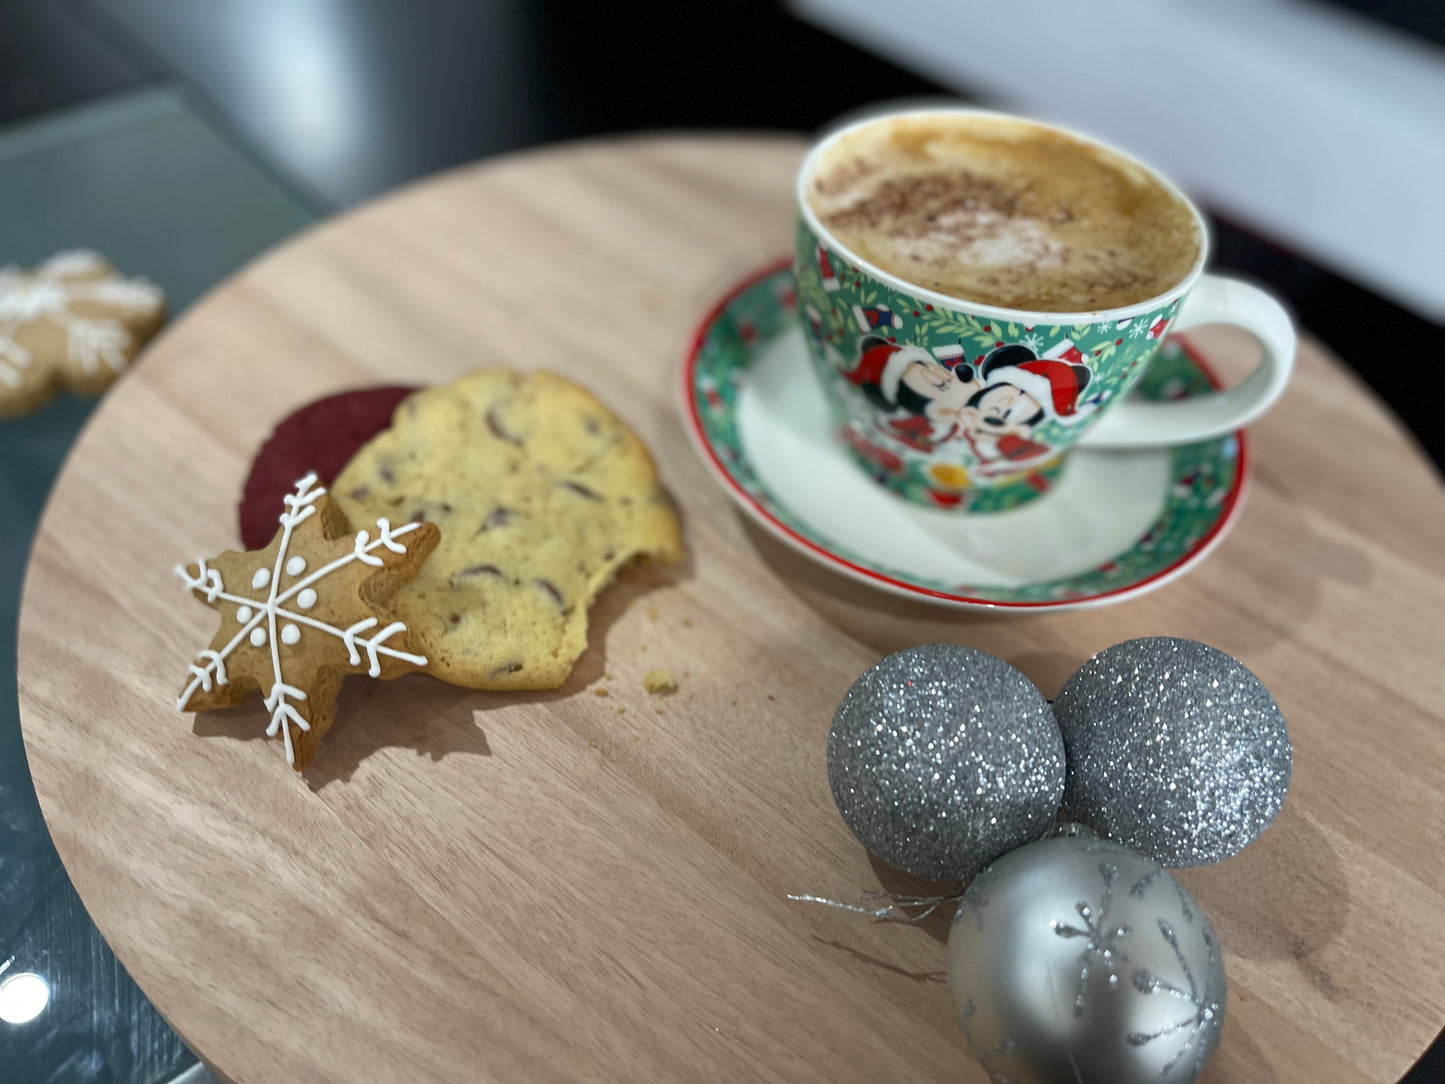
[16,136,1445,1084]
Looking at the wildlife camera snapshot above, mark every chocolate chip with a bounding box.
[560,480,601,500]
[410,510,426,523]
[477,507,514,534]
[379,466,395,484]
[442,502,453,514]
[349,486,371,500]
[486,404,522,445]
[453,564,505,581]
[584,416,600,435]
[534,578,565,606]
[448,613,461,625]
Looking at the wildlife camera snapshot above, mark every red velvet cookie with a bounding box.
[239,385,419,549]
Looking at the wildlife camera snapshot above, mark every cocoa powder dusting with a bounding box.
[819,170,1018,240]
[808,115,1200,311]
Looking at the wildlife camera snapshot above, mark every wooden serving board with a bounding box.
[17,136,1445,1084]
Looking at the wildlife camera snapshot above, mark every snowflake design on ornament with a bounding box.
[1129,319,1149,339]
[1019,332,1044,354]
[175,473,440,770]
[1051,861,1132,1016]
[1128,867,1163,898]
[0,250,165,412]
[1127,919,1223,1076]
[957,998,1020,1084]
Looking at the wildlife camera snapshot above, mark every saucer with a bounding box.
[680,261,1248,611]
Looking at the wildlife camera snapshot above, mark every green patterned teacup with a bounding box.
[794,108,1294,511]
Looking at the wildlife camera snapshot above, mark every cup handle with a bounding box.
[1077,274,1296,449]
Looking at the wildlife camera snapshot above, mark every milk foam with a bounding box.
[808,115,1201,312]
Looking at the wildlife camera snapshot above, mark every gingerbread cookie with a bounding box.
[176,472,440,770]
[239,384,420,549]
[0,250,166,417]
[333,370,683,690]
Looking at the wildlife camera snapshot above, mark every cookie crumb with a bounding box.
[643,668,677,694]
[616,706,626,715]
[594,688,609,698]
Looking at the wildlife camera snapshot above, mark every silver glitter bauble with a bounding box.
[827,645,1064,881]
[948,836,1226,1084]
[1054,638,1292,867]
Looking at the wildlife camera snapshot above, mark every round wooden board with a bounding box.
[17,136,1445,1084]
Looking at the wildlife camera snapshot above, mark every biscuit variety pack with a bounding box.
[176,370,684,769]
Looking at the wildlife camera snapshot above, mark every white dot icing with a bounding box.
[286,556,307,576]
[173,473,433,768]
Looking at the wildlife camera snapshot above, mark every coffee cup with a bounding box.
[794,108,1294,511]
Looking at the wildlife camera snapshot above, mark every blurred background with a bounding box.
[1,2,1440,1081]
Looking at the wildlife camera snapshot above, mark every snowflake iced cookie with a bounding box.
[176,473,441,770]
[333,370,684,690]
[0,250,165,417]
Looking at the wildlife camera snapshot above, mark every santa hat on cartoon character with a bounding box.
[979,339,1096,423]
[841,335,936,411]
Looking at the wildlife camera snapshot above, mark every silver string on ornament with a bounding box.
[787,889,966,925]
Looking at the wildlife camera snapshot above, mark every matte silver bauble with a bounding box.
[948,835,1226,1083]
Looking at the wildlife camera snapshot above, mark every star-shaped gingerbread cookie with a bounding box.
[176,473,441,770]
[0,249,166,417]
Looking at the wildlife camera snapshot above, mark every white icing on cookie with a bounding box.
[175,472,428,766]
[0,251,164,388]
[286,555,306,576]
